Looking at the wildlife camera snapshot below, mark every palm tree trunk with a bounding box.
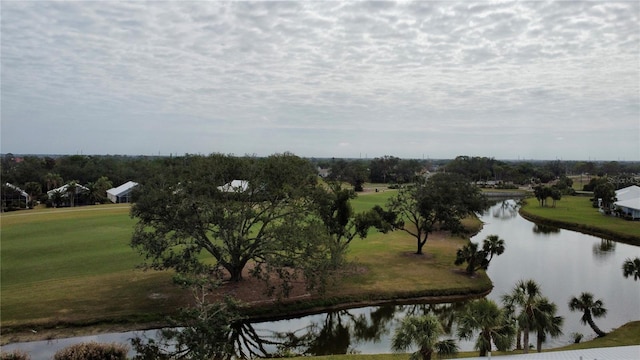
[516,328,522,350]
[586,316,607,337]
[420,346,432,360]
[523,327,530,354]
[536,331,543,352]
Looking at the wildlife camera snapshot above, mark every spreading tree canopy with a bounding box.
[388,173,487,255]
[131,153,331,294]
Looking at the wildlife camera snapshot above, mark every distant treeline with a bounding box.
[2,153,639,204]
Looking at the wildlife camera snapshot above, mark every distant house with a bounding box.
[614,185,640,220]
[3,183,30,208]
[318,167,331,178]
[107,181,138,203]
[47,183,89,198]
[217,180,250,193]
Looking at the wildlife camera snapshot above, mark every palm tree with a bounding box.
[44,172,63,191]
[455,242,483,275]
[392,314,458,360]
[454,235,506,275]
[66,181,78,207]
[622,257,640,281]
[482,235,506,263]
[457,298,515,357]
[568,292,607,337]
[532,297,563,352]
[501,279,543,353]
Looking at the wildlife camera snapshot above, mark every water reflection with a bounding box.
[592,239,616,261]
[491,200,519,219]
[532,224,561,235]
[233,302,469,357]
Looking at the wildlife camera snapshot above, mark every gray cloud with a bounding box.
[1,1,638,160]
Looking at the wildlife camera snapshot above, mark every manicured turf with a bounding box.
[519,196,640,245]
[0,192,491,331]
[1,205,188,327]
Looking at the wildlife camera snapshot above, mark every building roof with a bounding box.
[47,183,89,197]
[4,183,28,198]
[451,345,639,360]
[615,198,640,211]
[106,181,138,197]
[217,179,249,193]
[615,185,640,202]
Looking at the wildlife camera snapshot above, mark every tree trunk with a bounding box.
[523,327,530,354]
[416,234,428,255]
[479,330,490,357]
[586,316,607,337]
[419,347,432,360]
[516,328,522,350]
[226,262,244,282]
[536,331,543,352]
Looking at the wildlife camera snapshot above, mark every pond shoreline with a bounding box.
[518,208,640,247]
[1,289,492,345]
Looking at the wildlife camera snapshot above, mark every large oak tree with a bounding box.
[131,153,328,288]
[388,173,487,255]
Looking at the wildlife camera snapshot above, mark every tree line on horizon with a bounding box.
[1,152,639,210]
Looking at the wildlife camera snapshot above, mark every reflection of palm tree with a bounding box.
[392,314,458,360]
[457,298,515,357]
[492,200,518,219]
[592,239,616,259]
[622,257,640,281]
[568,292,607,337]
[532,224,560,235]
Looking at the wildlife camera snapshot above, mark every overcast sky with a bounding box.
[2,1,639,160]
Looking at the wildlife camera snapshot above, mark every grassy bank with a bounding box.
[519,196,640,246]
[1,191,491,339]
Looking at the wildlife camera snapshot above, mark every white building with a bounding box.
[107,181,138,203]
[47,183,89,198]
[217,180,250,193]
[614,185,640,220]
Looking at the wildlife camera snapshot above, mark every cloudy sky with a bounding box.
[2,1,639,160]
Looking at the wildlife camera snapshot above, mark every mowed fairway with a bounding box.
[0,205,187,327]
[1,190,491,331]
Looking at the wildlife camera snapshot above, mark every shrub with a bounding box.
[571,332,583,344]
[0,350,30,360]
[53,342,128,360]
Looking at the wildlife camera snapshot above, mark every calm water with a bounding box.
[3,200,639,358]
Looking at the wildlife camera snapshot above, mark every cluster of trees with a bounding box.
[318,155,640,192]
[3,153,638,206]
[130,153,488,292]
[444,156,640,185]
[127,153,500,358]
[393,279,610,360]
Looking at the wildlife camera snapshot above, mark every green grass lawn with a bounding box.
[0,205,188,327]
[1,193,491,332]
[519,196,640,245]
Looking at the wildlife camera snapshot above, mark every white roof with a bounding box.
[452,345,639,360]
[4,183,28,198]
[217,180,249,193]
[615,198,640,211]
[106,181,138,197]
[47,183,89,197]
[615,185,640,202]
